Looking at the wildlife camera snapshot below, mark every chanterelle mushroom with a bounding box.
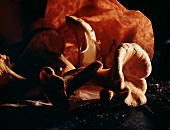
[112,43,152,107]
[39,60,102,109]
[0,54,26,87]
[65,15,100,67]
[39,66,69,110]
[92,43,151,107]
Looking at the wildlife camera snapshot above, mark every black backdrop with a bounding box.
[118,0,170,50]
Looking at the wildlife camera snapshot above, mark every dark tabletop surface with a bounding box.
[0,78,169,130]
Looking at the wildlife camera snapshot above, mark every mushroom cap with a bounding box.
[100,89,114,103]
[39,66,55,81]
[112,43,152,107]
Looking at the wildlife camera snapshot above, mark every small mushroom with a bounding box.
[39,60,103,109]
[99,89,114,103]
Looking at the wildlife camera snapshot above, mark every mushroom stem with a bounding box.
[39,61,103,109]
[64,60,103,97]
[92,69,114,90]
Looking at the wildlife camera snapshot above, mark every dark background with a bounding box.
[118,0,170,50]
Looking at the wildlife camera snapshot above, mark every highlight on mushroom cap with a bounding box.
[112,43,152,107]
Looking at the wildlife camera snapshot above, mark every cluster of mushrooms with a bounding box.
[0,0,154,110]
